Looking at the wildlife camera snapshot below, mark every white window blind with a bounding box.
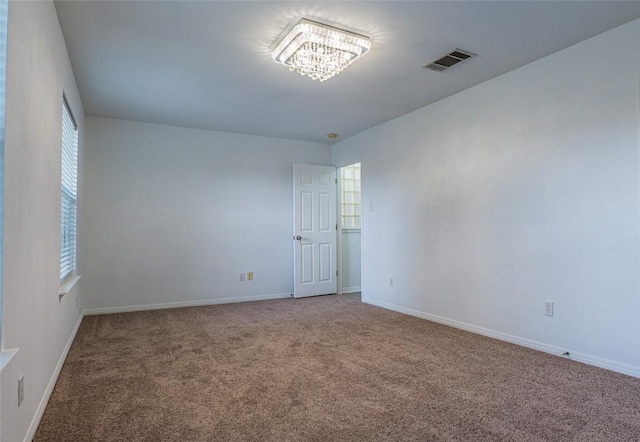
[60,98,78,282]
[0,0,7,335]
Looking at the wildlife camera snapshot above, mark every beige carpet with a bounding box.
[35,295,640,441]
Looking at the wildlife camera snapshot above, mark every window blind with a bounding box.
[0,0,7,334]
[60,98,78,282]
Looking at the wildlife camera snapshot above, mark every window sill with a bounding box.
[0,348,19,375]
[59,274,81,302]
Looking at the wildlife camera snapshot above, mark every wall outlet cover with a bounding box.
[544,301,554,317]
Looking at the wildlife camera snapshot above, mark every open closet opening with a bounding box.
[338,162,361,299]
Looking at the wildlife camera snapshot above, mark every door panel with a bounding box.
[319,243,332,282]
[319,193,331,231]
[293,164,337,298]
[301,243,314,284]
[301,192,314,231]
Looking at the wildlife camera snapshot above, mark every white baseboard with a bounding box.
[364,298,640,379]
[341,286,361,294]
[24,313,84,442]
[83,292,293,316]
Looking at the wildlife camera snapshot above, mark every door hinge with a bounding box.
[336,270,338,276]
[336,224,338,230]
[335,178,337,184]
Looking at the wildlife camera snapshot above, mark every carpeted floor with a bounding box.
[35,294,640,441]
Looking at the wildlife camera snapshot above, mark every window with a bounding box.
[60,97,78,283]
[340,163,361,229]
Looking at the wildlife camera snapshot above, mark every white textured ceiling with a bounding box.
[54,1,640,144]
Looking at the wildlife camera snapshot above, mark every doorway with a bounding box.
[337,162,362,296]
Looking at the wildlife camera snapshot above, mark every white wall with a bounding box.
[333,19,640,376]
[0,1,85,441]
[341,230,361,293]
[81,117,331,312]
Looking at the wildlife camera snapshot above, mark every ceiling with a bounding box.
[54,1,640,144]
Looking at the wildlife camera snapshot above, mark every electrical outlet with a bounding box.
[389,277,394,287]
[247,272,253,281]
[18,376,24,406]
[544,301,554,317]
[240,273,245,281]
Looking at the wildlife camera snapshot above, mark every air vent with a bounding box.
[423,48,476,72]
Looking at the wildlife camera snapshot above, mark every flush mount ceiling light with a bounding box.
[271,19,371,82]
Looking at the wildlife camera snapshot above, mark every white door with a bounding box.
[293,164,337,298]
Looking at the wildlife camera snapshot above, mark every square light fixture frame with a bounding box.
[271,18,371,81]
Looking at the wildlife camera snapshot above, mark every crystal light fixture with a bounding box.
[271,19,371,82]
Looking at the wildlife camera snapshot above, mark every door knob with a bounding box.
[294,235,302,241]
